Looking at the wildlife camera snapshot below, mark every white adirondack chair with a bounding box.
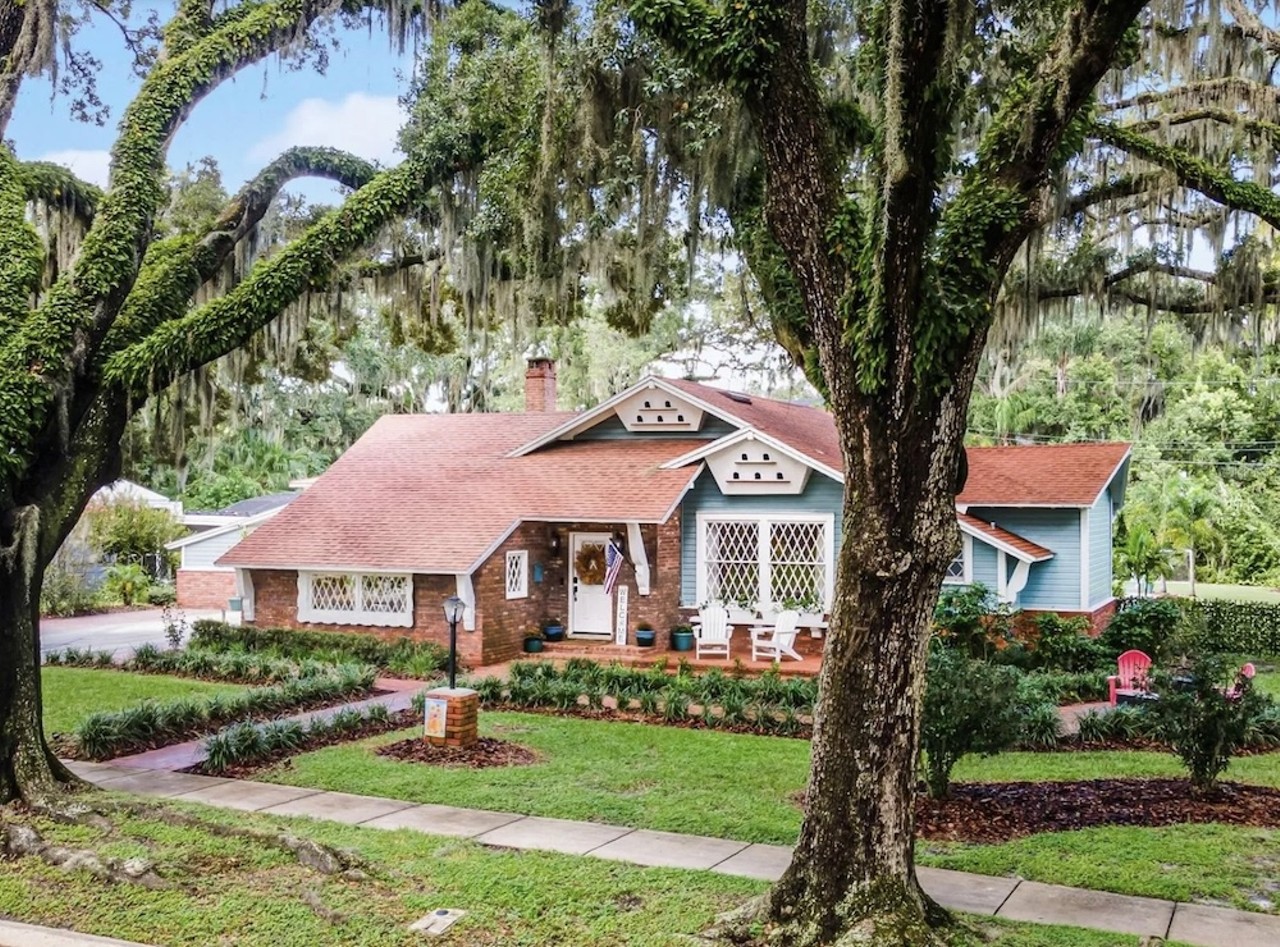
[695,605,733,659]
[751,609,803,662]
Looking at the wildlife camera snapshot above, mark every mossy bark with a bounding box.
[0,508,79,804]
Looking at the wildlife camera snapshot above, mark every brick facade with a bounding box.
[245,513,689,668]
[1047,598,1119,636]
[176,569,237,610]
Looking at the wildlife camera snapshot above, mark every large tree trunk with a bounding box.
[768,401,966,946]
[0,506,79,804]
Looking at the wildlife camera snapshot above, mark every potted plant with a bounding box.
[523,632,545,653]
[670,624,695,652]
[542,617,565,642]
[635,621,656,647]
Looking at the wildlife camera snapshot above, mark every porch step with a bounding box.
[521,642,820,678]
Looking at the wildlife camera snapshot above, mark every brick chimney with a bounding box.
[524,358,558,413]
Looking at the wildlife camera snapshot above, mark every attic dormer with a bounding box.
[614,384,705,433]
[705,433,811,495]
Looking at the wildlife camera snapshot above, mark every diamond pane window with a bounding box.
[506,551,529,599]
[299,571,413,627]
[704,520,760,607]
[699,516,831,611]
[311,574,355,612]
[944,547,967,583]
[363,574,410,613]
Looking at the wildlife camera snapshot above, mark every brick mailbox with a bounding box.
[423,687,479,748]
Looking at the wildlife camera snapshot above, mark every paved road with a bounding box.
[39,608,224,659]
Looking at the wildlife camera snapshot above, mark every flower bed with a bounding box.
[70,664,378,760]
[45,643,338,685]
[190,620,448,678]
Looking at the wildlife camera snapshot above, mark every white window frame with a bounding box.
[296,570,413,627]
[505,550,529,600]
[695,512,835,611]
[942,534,973,585]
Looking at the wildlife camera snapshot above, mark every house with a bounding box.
[168,492,299,609]
[217,360,1131,666]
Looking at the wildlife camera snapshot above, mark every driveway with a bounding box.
[39,609,224,659]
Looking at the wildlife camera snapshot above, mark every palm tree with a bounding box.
[1163,479,1221,597]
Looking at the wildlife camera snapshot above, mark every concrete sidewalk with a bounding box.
[0,919,153,947]
[67,761,1280,947]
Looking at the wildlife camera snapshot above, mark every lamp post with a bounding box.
[442,595,466,690]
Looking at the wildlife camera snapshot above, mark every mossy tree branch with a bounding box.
[1102,77,1280,113]
[16,161,103,223]
[0,149,43,337]
[105,146,379,352]
[1094,120,1280,229]
[105,157,443,396]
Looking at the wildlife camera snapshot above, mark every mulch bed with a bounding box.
[798,779,1280,844]
[483,701,815,740]
[376,736,540,769]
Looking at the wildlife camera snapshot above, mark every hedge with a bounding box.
[1117,596,1280,656]
[45,642,335,684]
[190,620,448,676]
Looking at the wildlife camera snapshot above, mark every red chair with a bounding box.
[1108,649,1153,705]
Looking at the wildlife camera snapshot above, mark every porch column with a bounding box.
[626,521,650,595]
[454,573,476,631]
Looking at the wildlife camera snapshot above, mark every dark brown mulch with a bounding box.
[920,779,1280,843]
[790,778,1280,844]
[376,736,540,769]
[484,701,814,740]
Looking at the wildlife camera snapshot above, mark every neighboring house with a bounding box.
[168,493,299,608]
[218,359,1131,666]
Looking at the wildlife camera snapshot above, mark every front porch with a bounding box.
[518,633,825,678]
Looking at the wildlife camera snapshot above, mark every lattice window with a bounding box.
[310,574,355,612]
[506,550,528,599]
[700,516,831,611]
[299,571,413,627]
[704,520,760,607]
[362,574,410,613]
[943,537,969,584]
[769,521,826,609]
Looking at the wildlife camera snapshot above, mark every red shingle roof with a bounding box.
[219,412,702,573]
[957,513,1053,561]
[957,442,1131,508]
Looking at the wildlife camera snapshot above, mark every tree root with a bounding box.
[1,822,170,889]
[303,889,348,925]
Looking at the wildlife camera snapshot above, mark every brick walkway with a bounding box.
[64,760,1280,947]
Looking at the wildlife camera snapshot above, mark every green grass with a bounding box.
[263,712,812,844]
[0,801,1161,947]
[920,824,1280,914]
[41,666,248,735]
[1162,581,1280,603]
[1254,669,1280,699]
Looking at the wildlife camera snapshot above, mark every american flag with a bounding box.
[603,540,625,595]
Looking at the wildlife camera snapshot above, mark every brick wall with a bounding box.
[246,513,689,668]
[1028,599,1118,637]
[176,569,236,610]
[248,569,480,666]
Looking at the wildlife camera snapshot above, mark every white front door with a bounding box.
[569,532,613,638]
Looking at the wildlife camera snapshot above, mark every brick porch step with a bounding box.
[522,641,821,678]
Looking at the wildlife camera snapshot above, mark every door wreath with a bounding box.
[574,543,607,585]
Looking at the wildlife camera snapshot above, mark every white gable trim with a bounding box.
[1086,448,1133,507]
[659,427,843,484]
[508,376,752,458]
[957,517,1054,564]
[168,508,283,551]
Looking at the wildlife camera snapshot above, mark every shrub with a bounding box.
[1100,599,1182,660]
[1171,598,1280,656]
[147,584,177,607]
[86,500,184,573]
[1019,669,1110,704]
[40,557,100,617]
[201,704,393,774]
[921,646,1023,798]
[1016,702,1062,748]
[1032,613,1108,671]
[73,665,375,760]
[190,620,448,675]
[102,563,151,607]
[1148,654,1271,794]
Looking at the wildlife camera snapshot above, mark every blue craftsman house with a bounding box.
[220,362,1131,665]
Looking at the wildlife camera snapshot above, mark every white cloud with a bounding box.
[249,93,404,166]
[34,149,112,188]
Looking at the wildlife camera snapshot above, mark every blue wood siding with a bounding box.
[969,538,999,590]
[679,469,845,606]
[1088,487,1115,607]
[966,507,1083,610]
[576,415,737,440]
[184,527,248,570]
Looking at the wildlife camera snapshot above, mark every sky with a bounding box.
[8,6,423,201]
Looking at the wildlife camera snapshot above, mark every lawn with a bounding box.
[1162,581,1280,604]
[0,801,1181,947]
[41,666,249,735]
[919,824,1280,914]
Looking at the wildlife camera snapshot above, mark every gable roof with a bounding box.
[957,442,1131,508]
[219,412,703,574]
[957,513,1053,562]
[166,507,284,551]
